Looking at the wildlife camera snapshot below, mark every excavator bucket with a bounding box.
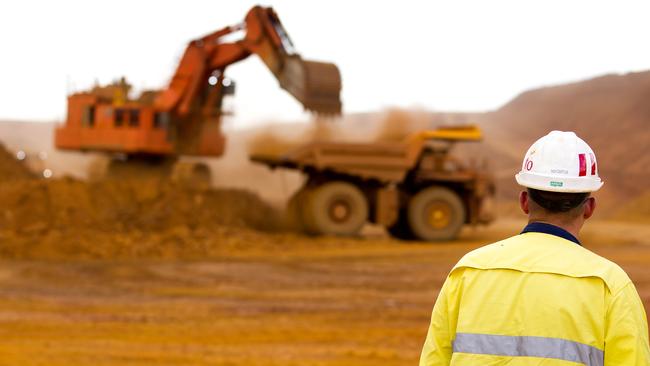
[279,56,342,115]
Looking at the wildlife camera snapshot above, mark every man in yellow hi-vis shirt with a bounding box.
[419,131,650,365]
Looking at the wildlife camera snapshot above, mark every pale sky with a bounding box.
[1,0,649,128]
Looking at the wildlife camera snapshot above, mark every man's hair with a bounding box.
[527,188,589,217]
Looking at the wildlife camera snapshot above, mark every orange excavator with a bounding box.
[55,5,341,178]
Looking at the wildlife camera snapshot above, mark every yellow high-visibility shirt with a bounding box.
[419,230,650,366]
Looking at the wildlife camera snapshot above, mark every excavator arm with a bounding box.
[155,6,342,116]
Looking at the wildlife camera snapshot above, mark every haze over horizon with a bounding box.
[2,0,649,127]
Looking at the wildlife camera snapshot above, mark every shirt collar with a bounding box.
[520,222,581,246]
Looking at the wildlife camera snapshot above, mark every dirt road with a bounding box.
[0,220,648,366]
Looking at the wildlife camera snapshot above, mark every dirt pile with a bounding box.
[0,143,33,180]
[0,147,286,259]
[372,109,433,141]
[374,109,479,142]
[1,178,280,231]
[0,177,285,260]
[245,108,475,157]
[246,119,340,157]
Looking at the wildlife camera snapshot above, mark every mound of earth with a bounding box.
[0,147,287,259]
[0,177,285,260]
[0,143,33,180]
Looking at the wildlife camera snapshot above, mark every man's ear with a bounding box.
[519,191,530,215]
[583,196,596,220]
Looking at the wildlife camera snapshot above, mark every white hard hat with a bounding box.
[515,131,603,193]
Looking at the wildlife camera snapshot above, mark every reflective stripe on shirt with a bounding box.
[452,332,604,366]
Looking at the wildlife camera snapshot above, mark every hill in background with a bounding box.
[478,71,650,217]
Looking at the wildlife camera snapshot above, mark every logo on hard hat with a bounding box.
[525,158,533,171]
[589,153,597,175]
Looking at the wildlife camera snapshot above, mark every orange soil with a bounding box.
[0,220,648,365]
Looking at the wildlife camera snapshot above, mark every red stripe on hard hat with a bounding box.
[590,153,596,175]
[578,153,586,176]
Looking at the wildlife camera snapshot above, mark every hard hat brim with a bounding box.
[515,171,603,193]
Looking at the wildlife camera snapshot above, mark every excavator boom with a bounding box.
[156,5,341,116]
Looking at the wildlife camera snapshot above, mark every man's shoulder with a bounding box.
[452,233,631,294]
[453,235,528,268]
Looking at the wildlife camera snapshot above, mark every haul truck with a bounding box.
[251,126,495,241]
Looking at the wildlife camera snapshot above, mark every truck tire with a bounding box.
[286,188,309,232]
[302,181,368,236]
[407,187,465,241]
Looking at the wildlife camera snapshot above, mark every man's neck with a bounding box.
[528,218,582,241]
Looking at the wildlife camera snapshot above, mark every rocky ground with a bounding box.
[0,219,648,366]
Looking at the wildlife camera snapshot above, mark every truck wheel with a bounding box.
[408,187,465,241]
[302,181,368,236]
[387,211,415,240]
[286,188,309,232]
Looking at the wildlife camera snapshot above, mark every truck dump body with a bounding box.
[251,140,424,183]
